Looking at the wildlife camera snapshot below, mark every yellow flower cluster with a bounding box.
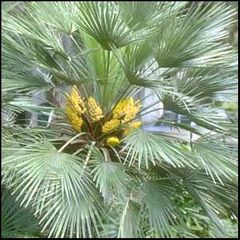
[102,119,120,133]
[113,97,141,123]
[107,137,120,146]
[87,97,104,122]
[104,97,142,146]
[66,86,103,131]
[65,86,142,146]
[66,86,85,132]
[65,107,83,132]
[68,86,85,111]
[123,121,142,136]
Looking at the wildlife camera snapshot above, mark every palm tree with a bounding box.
[2,2,238,238]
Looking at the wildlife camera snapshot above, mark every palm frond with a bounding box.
[91,148,130,204]
[192,137,238,183]
[151,2,236,67]
[147,165,237,236]
[180,169,233,236]
[122,129,196,169]
[2,135,104,238]
[1,189,41,238]
[76,2,132,50]
[140,180,179,238]
[117,199,141,238]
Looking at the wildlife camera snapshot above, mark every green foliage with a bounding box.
[1,189,42,238]
[2,1,238,238]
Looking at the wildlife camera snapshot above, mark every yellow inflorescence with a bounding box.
[68,85,85,112]
[65,86,142,145]
[123,121,142,135]
[66,107,83,132]
[66,86,85,132]
[87,97,103,122]
[102,119,120,134]
[107,136,120,146]
[130,121,142,129]
[113,97,141,123]
[112,99,130,119]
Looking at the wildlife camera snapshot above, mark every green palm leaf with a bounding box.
[2,135,104,238]
[76,2,132,51]
[1,189,41,238]
[91,148,130,204]
[122,129,196,169]
[141,180,178,238]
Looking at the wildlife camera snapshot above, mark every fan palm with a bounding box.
[2,1,238,238]
[1,188,41,238]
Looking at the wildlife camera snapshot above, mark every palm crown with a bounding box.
[2,2,238,238]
